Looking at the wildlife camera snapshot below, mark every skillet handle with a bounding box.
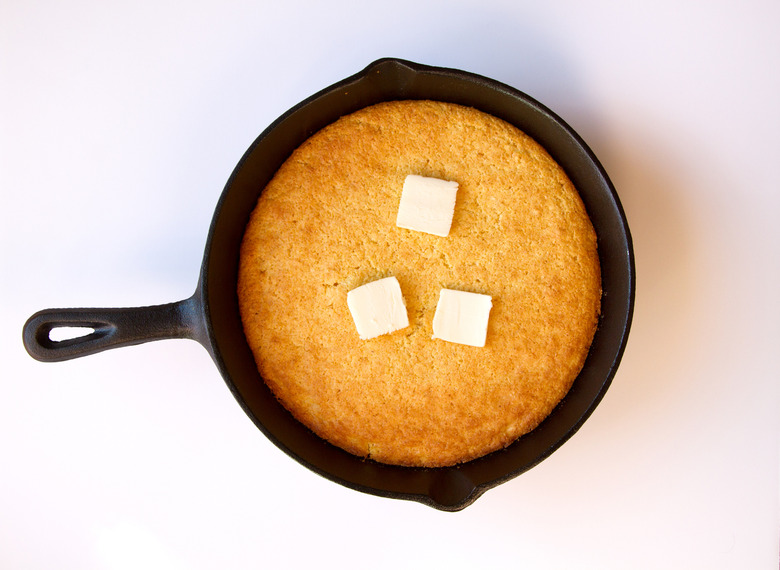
[23,296,204,363]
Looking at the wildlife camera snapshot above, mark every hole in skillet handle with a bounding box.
[47,326,98,343]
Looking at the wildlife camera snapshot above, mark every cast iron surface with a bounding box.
[23,58,635,511]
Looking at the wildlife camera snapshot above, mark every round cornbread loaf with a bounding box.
[237,100,601,467]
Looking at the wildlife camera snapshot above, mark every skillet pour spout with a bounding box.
[22,57,635,511]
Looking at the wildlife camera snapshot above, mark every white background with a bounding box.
[2,1,778,568]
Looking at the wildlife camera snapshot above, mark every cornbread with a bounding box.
[237,100,601,467]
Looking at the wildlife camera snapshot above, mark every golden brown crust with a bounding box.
[237,101,601,467]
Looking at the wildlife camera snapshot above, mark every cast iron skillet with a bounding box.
[23,58,635,511]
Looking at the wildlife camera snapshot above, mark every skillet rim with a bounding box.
[198,57,635,511]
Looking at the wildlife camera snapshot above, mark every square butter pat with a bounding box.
[432,289,493,347]
[396,174,458,237]
[347,276,410,340]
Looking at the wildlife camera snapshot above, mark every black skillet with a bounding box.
[23,58,635,511]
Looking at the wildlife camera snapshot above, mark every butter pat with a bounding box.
[347,276,410,340]
[396,174,458,237]
[432,289,493,347]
